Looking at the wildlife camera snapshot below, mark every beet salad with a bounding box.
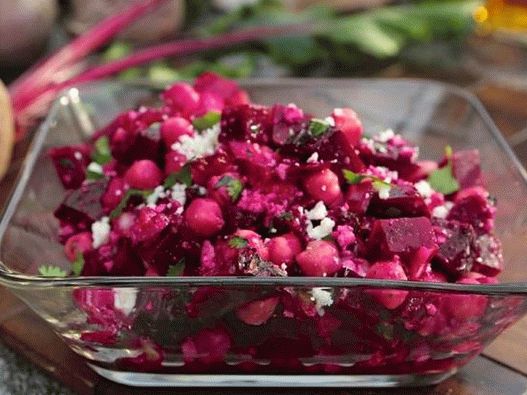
[49,73,503,308]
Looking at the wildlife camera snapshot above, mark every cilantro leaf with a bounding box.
[86,169,105,181]
[308,118,330,137]
[71,253,85,276]
[164,164,192,188]
[38,265,67,277]
[192,111,221,131]
[427,164,459,195]
[342,169,366,185]
[427,145,460,195]
[229,236,248,249]
[91,136,112,165]
[167,258,185,276]
[109,189,151,219]
[215,175,243,201]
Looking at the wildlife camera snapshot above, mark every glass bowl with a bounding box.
[0,79,527,388]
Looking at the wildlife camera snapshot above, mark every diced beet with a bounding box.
[108,239,145,276]
[54,180,107,227]
[447,187,495,233]
[130,207,170,244]
[346,181,374,214]
[162,82,200,116]
[220,104,272,144]
[433,220,476,276]
[190,150,235,186]
[407,246,437,280]
[228,141,278,183]
[194,72,240,101]
[331,108,363,147]
[368,184,429,218]
[318,130,365,173]
[49,145,90,189]
[471,234,504,276]
[110,127,162,166]
[452,149,483,189]
[101,178,128,212]
[404,160,438,183]
[368,217,437,259]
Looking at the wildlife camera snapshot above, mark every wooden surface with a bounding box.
[2,69,527,394]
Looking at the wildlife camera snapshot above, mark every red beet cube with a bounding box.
[433,220,476,276]
[49,145,90,189]
[368,217,437,259]
[54,180,107,227]
[368,184,429,218]
[220,104,272,144]
[472,234,504,276]
[452,149,483,189]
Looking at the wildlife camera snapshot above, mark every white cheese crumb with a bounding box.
[377,184,391,200]
[307,217,335,240]
[325,116,335,127]
[170,183,187,206]
[171,123,220,160]
[311,288,333,316]
[87,162,104,175]
[361,137,375,152]
[114,288,137,316]
[74,151,83,161]
[432,202,454,219]
[91,216,110,248]
[306,201,328,221]
[306,152,319,163]
[414,180,434,199]
[146,185,167,207]
[376,128,395,143]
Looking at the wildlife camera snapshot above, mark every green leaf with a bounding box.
[229,236,248,249]
[278,211,293,221]
[167,258,185,276]
[376,322,394,341]
[427,164,459,195]
[86,169,105,181]
[92,136,112,165]
[71,253,85,276]
[102,41,133,61]
[147,62,181,83]
[372,180,392,196]
[164,164,192,188]
[215,176,243,201]
[109,189,151,219]
[342,169,366,185]
[192,111,221,131]
[308,118,330,137]
[38,265,67,277]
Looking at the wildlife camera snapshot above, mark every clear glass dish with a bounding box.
[0,79,527,388]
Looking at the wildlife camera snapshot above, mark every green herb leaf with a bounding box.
[427,164,459,195]
[167,258,185,276]
[92,136,112,165]
[279,211,293,221]
[376,322,394,341]
[164,164,192,188]
[109,189,151,219]
[38,265,67,277]
[215,176,243,201]
[229,236,248,249]
[342,169,366,185]
[86,169,104,181]
[71,253,85,276]
[192,111,221,131]
[308,118,330,137]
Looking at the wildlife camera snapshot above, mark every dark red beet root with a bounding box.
[220,104,272,145]
[368,184,429,218]
[472,234,504,276]
[433,220,476,276]
[49,145,90,189]
[54,180,107,227]
[452,149,483,189]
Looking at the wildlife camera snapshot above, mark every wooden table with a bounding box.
[1,38,527,395]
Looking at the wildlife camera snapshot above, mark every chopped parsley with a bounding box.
[91,136,112,165]
[71,253,85,276]
[427,145,460,195]
[109,188,151,219]
[38,265,67,277]
[229,236,248,249]
[192,111,221,131]
[342,169,392,195]
[308,118,330,137]
[167,258,186,276]
[164,164,192,188]
[278,211,294,221]
[215,175,243,201]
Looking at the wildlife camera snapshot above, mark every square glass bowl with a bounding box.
[1,79,527,388]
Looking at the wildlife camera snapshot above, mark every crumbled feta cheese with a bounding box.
[361,137,375,152]
[414,180,433,199]
[146,185,167,207]
[307,217,335,240]
[376,129,395,143]
[171,123,220,159]
[74,151,83,161]
[432,202,454,219]
[311,288,333,316]
[306,201,328,221]
[306,152,319,163]
[87,162,103,175]
[377,184,391,200]
[170,183,187,206]
[91,217,110,248]
[114,288,137,316]
[324,116,335,127]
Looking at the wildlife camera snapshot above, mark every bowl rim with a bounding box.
[1,77,526,295]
